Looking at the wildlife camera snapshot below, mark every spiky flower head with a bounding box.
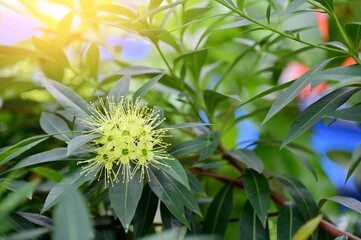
[79,96,171,186]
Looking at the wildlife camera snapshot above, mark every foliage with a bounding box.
[1,0,361,239]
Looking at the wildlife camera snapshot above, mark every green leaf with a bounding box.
[31,167,64,183]
[237,0,245,11]
[203,184,233,239]
[3,148,69,174]
[318,196,361,214]
[321,41,349,51]
[115,66,163,76]
[239,200,269,240]
[186,171,206,197]
[53,185,93,240]
[133,184,158,239]
[240,81,294,107]
[0,181,35,221]
[133,74,164,100]
[263,58,334,123]
[168,140,208,157]
[109,170,143,232]
[40,112,71,142]
[149,0,163,10]
[345,22,361,50]
[160,202,182,232]
[175,49,208,79]
[277,202,305,240]
[108,73,130,104]
[31,37,70,67]
[42,168,94,213]
[328,106,361,123]
[285,146,318,181]
[193,162,223,169]
[198,131,220,161]
[0,179,33,199]
[314,0,333,11]
[226,149,264,173]
[275,175,318,222]
[0,46,47,59]
[281,87,360,148]
[40,60,64,81]
[154,155,190,190]
[148,166,190,228]
[292,214,323,240]
[85,43,99,81]
[346,143,361,183]
[203,90,241,117]
[67,134,100,156]
[223,0,236,8]
[0,228,49,240]
[41,78,93,121]
[83,4,138,19]
[56,11,74,47]
[0,135,49,167]
[164,122,210,129]
[266,4,271,25]
[140,230,178,240]
[132,0,186,23]
[243,169,270,226]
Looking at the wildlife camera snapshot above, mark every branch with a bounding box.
[189,169,361,240]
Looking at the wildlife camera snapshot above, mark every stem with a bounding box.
[215,0,350,55]
[189,169,361,240]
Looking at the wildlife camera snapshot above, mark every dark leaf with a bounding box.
[239,201,269,240]
[318,196,361,214]
[277,202,305,240]
[226,149,264,173]
[133,74,164,100]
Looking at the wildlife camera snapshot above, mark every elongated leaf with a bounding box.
[149,0,163,10]
[328,106,361,123]
[239,200,269,240]
[186,171,206,196]
[0,182,35,221]
[0,46,46,59]
[16,212,52,228]
[85,43,99,81]
[345,22,361,50]
[203,184,233,239]
[133,0,186,23]
[275,175,318,222]
[56,11,74,46]
[292,214,323,240]
[321,41,349,51]
[243,169,270,226]
[266,4,271,25]
[32,37,70,67]
[108,73,130,104]
[263,58,334,123]
[175,49,208,79]
[164,122,210,129]
[115,66,163,76]
[203,90,241,117]
[346,143,361,183]
[0,135,49,167]
[314,0,333,10]
[32,167,64,183]
[160,202,182,233]
[133,184,158,239]
[109,170,143,232]
[40,112,71,142]
[168,140,208,157]
[335,236,349,240]
[226,149,264,173]
[41,78,93,121]
[42,168,94,213]
[133,74,164,100]
[84,4,138,19]
[198,131,220,161]
[318,196,361,214]
[0,179,33,199]
[154,155,190,190]
[240,80,294,107]
[53,185,93,240]
[148,166,189,228]
[285,146,318,181]
[3,148,68,174]
[67,134,100,156]
[282,87,360,148]
[0,228,49,240]
[277,202,305,240]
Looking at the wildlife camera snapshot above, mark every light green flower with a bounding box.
[79,97,171,186]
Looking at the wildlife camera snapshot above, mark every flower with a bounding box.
[79,96,171,186]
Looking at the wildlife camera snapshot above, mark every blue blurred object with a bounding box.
[234,108,260,150]
[311,121,361,197]
[105,36,150,61]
